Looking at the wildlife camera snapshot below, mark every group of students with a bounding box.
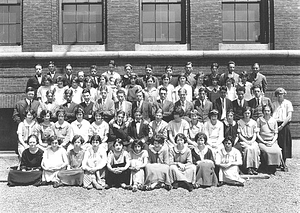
[8,60,293,192]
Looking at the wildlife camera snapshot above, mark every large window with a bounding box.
[141,0,186,43]
[0,0,21,45]
[62,0,103,44]
[222,0,265,43]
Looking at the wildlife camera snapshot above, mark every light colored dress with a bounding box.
[52,121,72,148]
[42,147,68,182]
[88,121,109,144]
[169,144,196,184]
[203,120,224,152]
[129,150,148,186]
[145,144,171,186]
[17,120,39,156]
[237,119,260,169]
[37,85,55,103]
[82,146,107,187]
[53,85,68,106]
[70,87,83,104]
[167,119,190,147]
[257,117,282,166]
[215,147,245,184]
[70,119,91,143]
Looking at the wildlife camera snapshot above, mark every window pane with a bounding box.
[169,23,181,42]
[143,4,155,22]
[169,4,181,22]
[90,23,102,42]
[248,22,260,41]
[63,24,76,42]
[156,4,168,22]
[77,23,89,42]
[90,4,102,22]
[63,5,76,23]
[143,23,155,42]
[156,23,168,41]
[223,23,234,41]
[235,4,247,21]
[248,3,259,21]
[0,25,8,43]
[77,5,89,22]
[9,24,16,43]
[9,5,19,23]
[0,6,9,24]
[236,22,247,41]
[222,4,234,21]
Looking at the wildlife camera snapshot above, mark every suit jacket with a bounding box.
[248,72,267,93]
[46,71,61,82]
[26,75,42,91]
[232,99,248,121]
[194,99,213,123]
[12,99,40,124]
[248,96,273,120]
[115,101,132,118]
[62,74,76,87]
[219,72,240,86]
[93,98,115,123]
[152,99,174,122]
[127,120,150,144]
[108,121,128,142]
[174,100,194,122]
[79,101,94,122]
[132,100,153,122]
[213,97,233,120]
[61,101,78,123]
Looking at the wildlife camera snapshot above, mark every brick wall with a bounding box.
[106,0,139,51]
[190,0,222,50]
[274,0,300,50]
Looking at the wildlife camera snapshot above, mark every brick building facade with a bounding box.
[0,0,299,150]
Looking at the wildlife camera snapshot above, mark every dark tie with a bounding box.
[155,152,159,163]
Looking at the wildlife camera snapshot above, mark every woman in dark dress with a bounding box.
[223,110,238,146]
[8,135,43,186]
[191,132,218,188]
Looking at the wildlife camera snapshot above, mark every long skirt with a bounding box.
[106,162,130,187]
[195,160,218,187]
[169,164,196,184]
[144,163,171,186]
[83,168,106,187]
[58,169,84,186]
[258,142,282,166]
[219,165,245,184]
[236,141,260,169]
[277,122,292,162]
[43,170,61,182]
[8,169,42,186]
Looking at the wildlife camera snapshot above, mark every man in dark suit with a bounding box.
[26,64,43,96]
[12,87,40,124]
[61,89,78,123]
[232,86,248,121]
[62,64,76,87]
[213,86,233,121]
[152,87,174,122]
[132,89,153,122]
[174,87,194,122]
[79,88,94,123]
[194,87,213,123]
[115,89,132,120]
[127,110,150,150]
[89,65,99,88]
[46,61,60,82]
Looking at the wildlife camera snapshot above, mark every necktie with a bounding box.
[256,98,259,107]
[201,100,204,108]
[29,100,32,109]
[155,152,159,163]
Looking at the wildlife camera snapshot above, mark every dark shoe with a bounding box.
[53,182,63,188]
[132,185,138,192]
[172,182,179,189]
[104,184,110,189]
[181,181,193,192]
[34,181,47,187]
[252,169,258,175]
[164,184,172,191]
[217,182,224,187]
[248,168,253,175]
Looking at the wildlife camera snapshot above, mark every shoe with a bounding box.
[217,182,224,187]
[164,184,172,191]
[172,182,179,189]
[184,182,193,192]
[132,185,138,192]
[104,184,111,189]
[34,181,47,187]
[252,169,258,175]
[120,183,127,189]
[53,182,63,188]
[281,166,288,172]
[248,168,253,175]
[193,183,200,189]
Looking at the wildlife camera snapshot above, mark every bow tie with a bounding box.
[56,126,63,130]
[135,120,141,124]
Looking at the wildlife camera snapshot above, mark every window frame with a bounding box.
[140,0,186,44]
[0,0,22,46]
[60,0,105,45]
[221,0,268,44]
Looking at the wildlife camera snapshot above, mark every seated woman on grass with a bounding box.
[215,137,245,187]
[8,134,43,186]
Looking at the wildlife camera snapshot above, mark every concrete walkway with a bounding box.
[0,140,299,182]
